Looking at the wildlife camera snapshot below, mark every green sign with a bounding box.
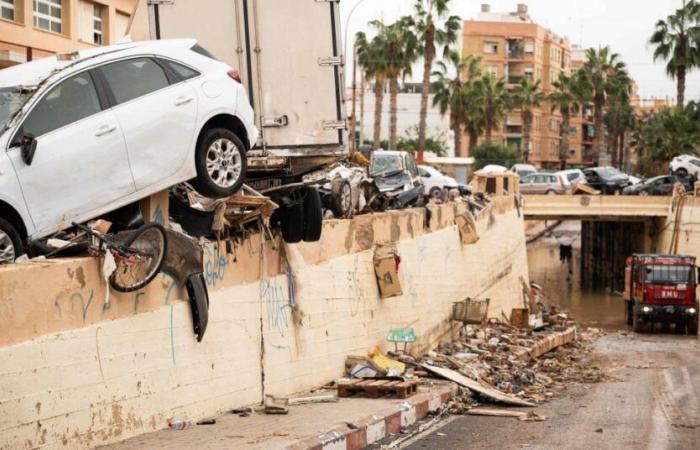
[386,328,417,343]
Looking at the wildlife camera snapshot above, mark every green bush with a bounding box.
[471,142,521,169]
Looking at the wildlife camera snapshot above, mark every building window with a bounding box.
[484,41,498,54]
[93,3,103,45]
[1,0,14,21]
[485,64,498,76]
[524,40,534,54]
[34,0,62,34]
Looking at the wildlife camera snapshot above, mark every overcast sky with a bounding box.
[340,0,699,102]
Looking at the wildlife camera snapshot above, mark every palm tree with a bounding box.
[649,0,700,108]
[356,30,388,149]
[604,80,635,169]
[473,73,511,143]
[549,73,582,169]
[369,18,419,149]
[512,78,545,163]
[577,46,630,163]
[431,53,482,156]
[413,0,461,162]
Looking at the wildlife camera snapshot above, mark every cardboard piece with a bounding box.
[510,308,529,329]
[455,212,479,245]
[422,364,535,407]
[373,245,402,298]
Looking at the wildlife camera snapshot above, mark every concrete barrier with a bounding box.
[0,200,528,449]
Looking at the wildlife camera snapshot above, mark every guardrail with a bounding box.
[522,194,672,221]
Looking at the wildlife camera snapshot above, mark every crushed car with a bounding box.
[363,151,425,212]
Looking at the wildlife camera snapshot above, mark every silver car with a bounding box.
[520,173,570,195]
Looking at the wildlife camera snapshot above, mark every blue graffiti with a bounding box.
[162,273,177,305]
[54,290,95,322]
[204,246,229,287]
[260,278,292,337]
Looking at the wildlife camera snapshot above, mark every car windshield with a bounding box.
[644,265,695,284]
[370,154,403,176]
[599,167,622,177]
[0,86,30,134]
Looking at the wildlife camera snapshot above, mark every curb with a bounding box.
[282,385,455,450]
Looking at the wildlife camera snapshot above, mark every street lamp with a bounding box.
[344,0,369,152]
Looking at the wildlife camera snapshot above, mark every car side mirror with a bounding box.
[20,134,37,166]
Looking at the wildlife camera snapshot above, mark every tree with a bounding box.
[577,46,630,163]
[473,73,511,143]
[511,78,545,163]
[649,0,700,108]
[368,18,419,149]
[604,87,636,169]
[549,73,582,170]
[633,106,699,172]
[471,142,520,170]
[431,53,482,156]
[355,29,388,149]
[412,0,461,162]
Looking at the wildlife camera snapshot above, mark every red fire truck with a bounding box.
[625,254,699,334]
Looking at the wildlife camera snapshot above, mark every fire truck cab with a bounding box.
[625,254,699,334]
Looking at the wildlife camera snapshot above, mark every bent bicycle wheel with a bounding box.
[109,223,168,293]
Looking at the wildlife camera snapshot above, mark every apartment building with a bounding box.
[568,44,595,166]
[0,0,136,68]
[463,3,572,168]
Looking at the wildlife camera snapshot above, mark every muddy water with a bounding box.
[527,221,626,330]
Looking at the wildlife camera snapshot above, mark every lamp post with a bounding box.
[344,0,369,152]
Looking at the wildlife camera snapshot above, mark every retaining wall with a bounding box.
[0,199,529,449]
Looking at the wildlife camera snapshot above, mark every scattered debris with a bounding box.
[337,378,418,399]
[167,419,193,430]
[288,394,338,405]
[370,346,405,376]
[373,246,402,299]
[196,418,217,425]
[264,395,289,415]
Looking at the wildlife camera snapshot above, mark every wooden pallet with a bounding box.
[337,379,418,399]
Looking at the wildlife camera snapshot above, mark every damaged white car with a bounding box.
[0,39,257,263]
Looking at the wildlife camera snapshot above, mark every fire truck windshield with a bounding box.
[644,265,695,284]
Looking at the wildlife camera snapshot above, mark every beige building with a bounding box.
[462,3,572,168]
[0,0,136,68]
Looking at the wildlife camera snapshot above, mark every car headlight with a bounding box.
[642,306,652,313]
[689,308,696,314]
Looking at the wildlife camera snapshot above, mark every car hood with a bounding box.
[606,175,629,183]
[374,171,413,192]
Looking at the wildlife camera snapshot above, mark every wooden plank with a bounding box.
[422,364,534,407]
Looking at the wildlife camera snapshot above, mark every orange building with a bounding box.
[462,3,573,168]
[0,0,136,68]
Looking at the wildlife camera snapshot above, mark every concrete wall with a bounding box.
[0,200,528,450]
[656,196,700,257]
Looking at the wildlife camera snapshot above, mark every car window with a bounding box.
[547,175,556,183]
[405,155,418,177]
[567,173,578,182]
[370,154,402,176]
[692,160,700,168]
[101,58,170,105]
[163,59,200,80]
[21,72,101,138]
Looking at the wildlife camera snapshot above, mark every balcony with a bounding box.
[508,75,524,85]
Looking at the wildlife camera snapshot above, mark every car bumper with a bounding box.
[634,303,698,321]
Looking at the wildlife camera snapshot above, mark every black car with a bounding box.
[623,175,692,196]
[583,167,630,194]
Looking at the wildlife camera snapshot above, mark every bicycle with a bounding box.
[70,221,168,293]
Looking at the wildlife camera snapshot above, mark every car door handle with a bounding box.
[95,124,117,137]
[174,96,193,106]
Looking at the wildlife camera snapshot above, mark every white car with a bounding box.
[510,163,537,179]
[0,39,257,263]
[556,169,587,187]
[670,154,700,178]
[418,164,458,198]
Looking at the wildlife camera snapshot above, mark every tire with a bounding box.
[191,128,248,198]
[331,179,353,218]
[429,187,442,199]
[109,223,167,293]
[689,317,698,335]
[0,217,23,264]
[676,168,688,177]
[546,190,557,195]
[639,190,649,196]
[303,187,323,242]
[281,202,304,244]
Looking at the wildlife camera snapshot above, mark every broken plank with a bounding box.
[467,407,528,419]
[421,364,534,407]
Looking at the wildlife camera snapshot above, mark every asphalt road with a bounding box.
[402,333,700,450]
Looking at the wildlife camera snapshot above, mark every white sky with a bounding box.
[340,0,699,102]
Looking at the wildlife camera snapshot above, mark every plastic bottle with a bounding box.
[167,419,193,430]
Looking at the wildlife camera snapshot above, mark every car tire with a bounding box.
[546,190,557,195]
[192,128,248,198]
[639,190,649,196]
[676,168,688,177]
[330,179,353,218]
[281,202,304,244]
[429,187,442,199]
[0,217,23,264]
[303,187,323,242]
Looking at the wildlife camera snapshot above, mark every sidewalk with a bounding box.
[99,383,454,450]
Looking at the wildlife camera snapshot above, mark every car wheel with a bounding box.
[331,179,353,218]
[192,128,248,198]
[0,218,23,264]
[676,168,688,177]
[639,190,649,196]
[281,202,304,244]
[303,187,323,242]
[546,190,557,195]
[429,187,442,199]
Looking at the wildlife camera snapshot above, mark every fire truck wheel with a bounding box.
[632,311,645,333]
[688,318,698,335]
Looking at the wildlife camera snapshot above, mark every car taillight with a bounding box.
[227,69,242,83]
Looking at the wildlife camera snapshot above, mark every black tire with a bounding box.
[429,187,442,199]
[109,223,167,293]
[632,310,645,333]
[0,217,23,264]
[546,189,557,195]
[303,187,323,242]
[331,179,353,218]
[281,202,304,244]
[689,317,698,335]
[676,168,688,177]
[191,128,248,198]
